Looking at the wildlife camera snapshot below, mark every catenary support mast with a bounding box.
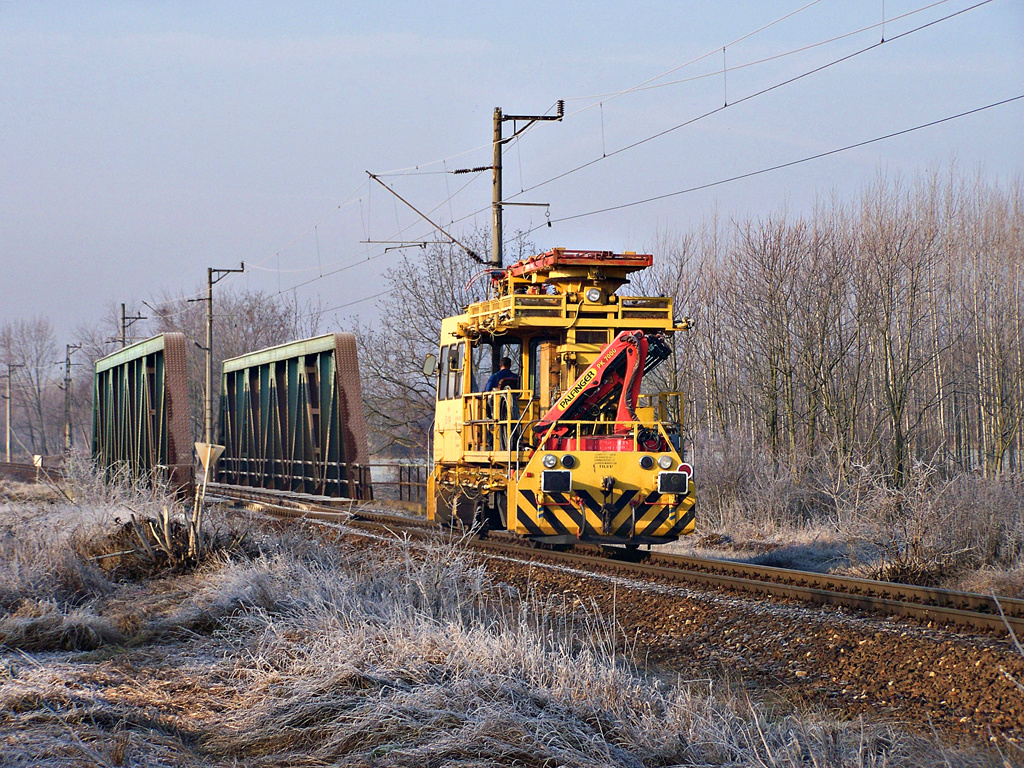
[190,264,245,444]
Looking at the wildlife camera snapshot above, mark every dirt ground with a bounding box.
[476,549,1024,746]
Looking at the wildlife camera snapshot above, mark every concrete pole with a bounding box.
[490,101,562,273]
[5,372,10,463]
[205,267,214,445]
[63,346,72,452]
[492,107,503,271]
[5,363,24,463]
[62,344,80,453]
[201,263,244,446]
[492,108,504,372]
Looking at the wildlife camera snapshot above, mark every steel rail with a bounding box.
[210,483,1024,637]
[0,461,62,483]
[0,461,38,477]
[474,540,1024,636]
[645,551,1024,622]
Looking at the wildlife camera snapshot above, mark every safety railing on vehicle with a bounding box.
[461,389,536,454]
[639,391,686,424]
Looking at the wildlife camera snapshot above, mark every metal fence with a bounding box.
[368,462,428,505]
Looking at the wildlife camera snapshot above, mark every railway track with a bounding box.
[0,460,59,484]
[204,483,1024,637]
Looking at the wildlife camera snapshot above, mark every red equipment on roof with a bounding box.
[505,248,653,278]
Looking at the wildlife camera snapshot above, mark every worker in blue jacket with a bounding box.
[484,357,518,391]
[484,357,519,449]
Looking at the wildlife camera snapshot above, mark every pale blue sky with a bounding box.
[2,1,1022,340]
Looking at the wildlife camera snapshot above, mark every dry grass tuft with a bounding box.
[959,567,1024,599]
[0,599,124,652]
[0,459,258,652]
[836,464,1024,589]
[0,478,59,504]
[0,512,115,615]
[689,432,1024,593]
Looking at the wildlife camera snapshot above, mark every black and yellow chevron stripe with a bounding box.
[514,484,694,541]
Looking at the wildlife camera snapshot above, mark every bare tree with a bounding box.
[354,229,533,455]
[0,317,60,455]
[857,175,943,485]
[653,167,1022,519]
[148,288,324,440]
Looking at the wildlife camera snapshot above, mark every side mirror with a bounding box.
[422,353,437,377]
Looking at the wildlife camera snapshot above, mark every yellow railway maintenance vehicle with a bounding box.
[425,248,695,547]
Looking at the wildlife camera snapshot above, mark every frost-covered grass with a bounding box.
[196,543,999,768]
[0,481,116,616]
[0,477,1008,767]
[674,434,1024,595]
[0,458,248,652]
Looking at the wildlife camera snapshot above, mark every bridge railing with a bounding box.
[92,333,193,491]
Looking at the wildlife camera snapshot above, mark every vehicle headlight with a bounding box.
[542,454,558,469]
[639,455,654,470]
[561,454,575,468]
[585,287,602,303]
[657,455,674,469]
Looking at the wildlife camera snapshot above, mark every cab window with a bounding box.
[475,338,523,391]
[500,340,523,386]
[446,343,463,400]
[437,346,449,400]
[529,337,557,398]
[472,340,494,393]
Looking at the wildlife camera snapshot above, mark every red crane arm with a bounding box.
[534,330,652,438]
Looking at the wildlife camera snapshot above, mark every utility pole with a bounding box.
[190,263,245,444]
[61,344,82,453]
[3,363,25,463]
[491,101,563,268]
[487,102,563,370]
[120,303,147,348]
[492,108,503,270]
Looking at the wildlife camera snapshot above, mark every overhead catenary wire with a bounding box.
[250,164,493,301]
[294,289,393,319]
[147,161,486,314]
[372,0,955,185]
[296,100,1014,314]
[565,0,953,101]
[562,0,829,110]
[148,0,997,320]
[521,93,1024,232]
[370,0,831,178]
[367,171,485,264]
[144,179,370,318]
[352,0,990,270]
[224,0,974,298]
[501,0,996,214]
[391,0,996,256]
